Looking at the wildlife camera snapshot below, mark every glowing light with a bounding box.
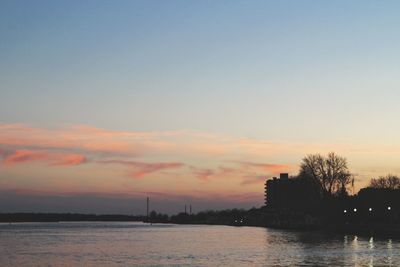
[369,208,372,212]
[344,210,347,213]
[353,208,357,212]
[388,206,391,210]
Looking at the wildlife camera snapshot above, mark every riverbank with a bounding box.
[168,208,400,238]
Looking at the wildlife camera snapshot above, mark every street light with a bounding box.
[353,208,357,212]
[388,206,391,210]
[369,208,372,212]
[344,209,347,213]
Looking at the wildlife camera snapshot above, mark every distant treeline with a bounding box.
[0,209,266,226]
[0,213,145,223]
[147,208,266,226]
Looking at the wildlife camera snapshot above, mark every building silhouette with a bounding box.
[265,173,321,212]
[265,173,399,224]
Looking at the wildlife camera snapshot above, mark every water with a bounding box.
[0,222,399,266]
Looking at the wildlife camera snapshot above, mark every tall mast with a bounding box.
[146,197,149,223]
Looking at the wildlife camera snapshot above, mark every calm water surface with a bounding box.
[0,222,399,266]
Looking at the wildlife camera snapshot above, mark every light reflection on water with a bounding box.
[0,222,399,266]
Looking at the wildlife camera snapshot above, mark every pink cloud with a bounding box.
[50,154,87,166]
[99,160,184,178]
[233,161,291,174]
[190,167,215,181]
[187,165,247,182]
[1,149,87,167]
[217,166,239,176]
[2,150,47,165]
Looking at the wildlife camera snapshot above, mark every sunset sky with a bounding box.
[1,1,400,214]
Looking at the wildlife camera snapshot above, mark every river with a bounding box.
[0,222,399,266]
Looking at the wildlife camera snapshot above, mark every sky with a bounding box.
[1,0,400,214]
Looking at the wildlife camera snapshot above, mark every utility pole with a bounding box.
[146,197,149,223]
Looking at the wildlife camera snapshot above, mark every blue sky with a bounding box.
[1,1,400,213]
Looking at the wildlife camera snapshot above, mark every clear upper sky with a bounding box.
[1,1,400,214]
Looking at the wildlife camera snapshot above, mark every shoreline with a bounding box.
[2,212,400,238]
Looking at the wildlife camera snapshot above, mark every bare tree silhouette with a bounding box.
[299,152,352,196]
[369,174,400,189]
